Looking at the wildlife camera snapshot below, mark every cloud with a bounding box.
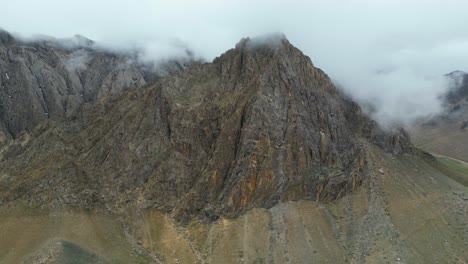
[1,0,467,126]
[337,68,449,128]
[63,50,90,71]
[8,30,195,74]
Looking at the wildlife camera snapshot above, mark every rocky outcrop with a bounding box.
[0,35,412,223]
[341,98,413,155]
[0,29,190,139]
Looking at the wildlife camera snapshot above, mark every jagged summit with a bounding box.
[234,32,288,49]
[212,34,330,98]
[220,33,312,65]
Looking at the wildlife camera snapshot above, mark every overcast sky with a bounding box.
[2,0,468,125]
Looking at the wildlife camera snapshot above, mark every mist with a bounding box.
[1,0,468,126]
[10,32,196,73]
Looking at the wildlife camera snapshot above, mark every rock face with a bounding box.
[0,29,189,139]
[0,35,412,222]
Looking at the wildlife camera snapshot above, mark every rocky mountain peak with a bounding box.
[223,33,309,64]
[234,33,288,50]
[212,34,332,99]
[0,35,412,223]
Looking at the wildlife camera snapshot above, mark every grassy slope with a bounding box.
[0,145,466,263]
[409,123,468,163]
[0,208,150,264]
[435,155,468,187]
[409,122,468,185]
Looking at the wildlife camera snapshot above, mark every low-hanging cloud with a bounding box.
[337,68,450,128]
[1,0,468,127]
[64,50,92,71]
[10,31,196,72]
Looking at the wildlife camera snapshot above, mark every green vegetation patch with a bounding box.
[436,155,468,187]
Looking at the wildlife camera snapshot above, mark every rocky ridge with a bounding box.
[0,29,191,139]
[0,34,412,223]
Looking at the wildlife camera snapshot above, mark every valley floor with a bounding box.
[0,145,466,264]
[409,123,468,163]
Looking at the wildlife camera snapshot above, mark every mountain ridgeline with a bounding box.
[0,34,412,222]
[0,29,191,141]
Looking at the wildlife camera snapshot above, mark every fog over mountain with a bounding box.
[2,0,468,126]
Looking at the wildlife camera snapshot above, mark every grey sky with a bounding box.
[2,0,468,125]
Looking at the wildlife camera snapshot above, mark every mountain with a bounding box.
[0,33,466,263]
[0,29,190,140]
[0,35,412,222]
[409,71,468,163]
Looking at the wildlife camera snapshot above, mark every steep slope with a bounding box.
[0,35,411,223]
[0,29,190,140]
[409,71,468,162]
[1,145,466,263]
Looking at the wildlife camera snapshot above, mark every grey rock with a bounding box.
[0,30,191,139]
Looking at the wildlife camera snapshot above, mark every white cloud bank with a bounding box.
[1,0,467,126]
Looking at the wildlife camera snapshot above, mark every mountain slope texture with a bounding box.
[0,29,188,140]
[0,32,466,264]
